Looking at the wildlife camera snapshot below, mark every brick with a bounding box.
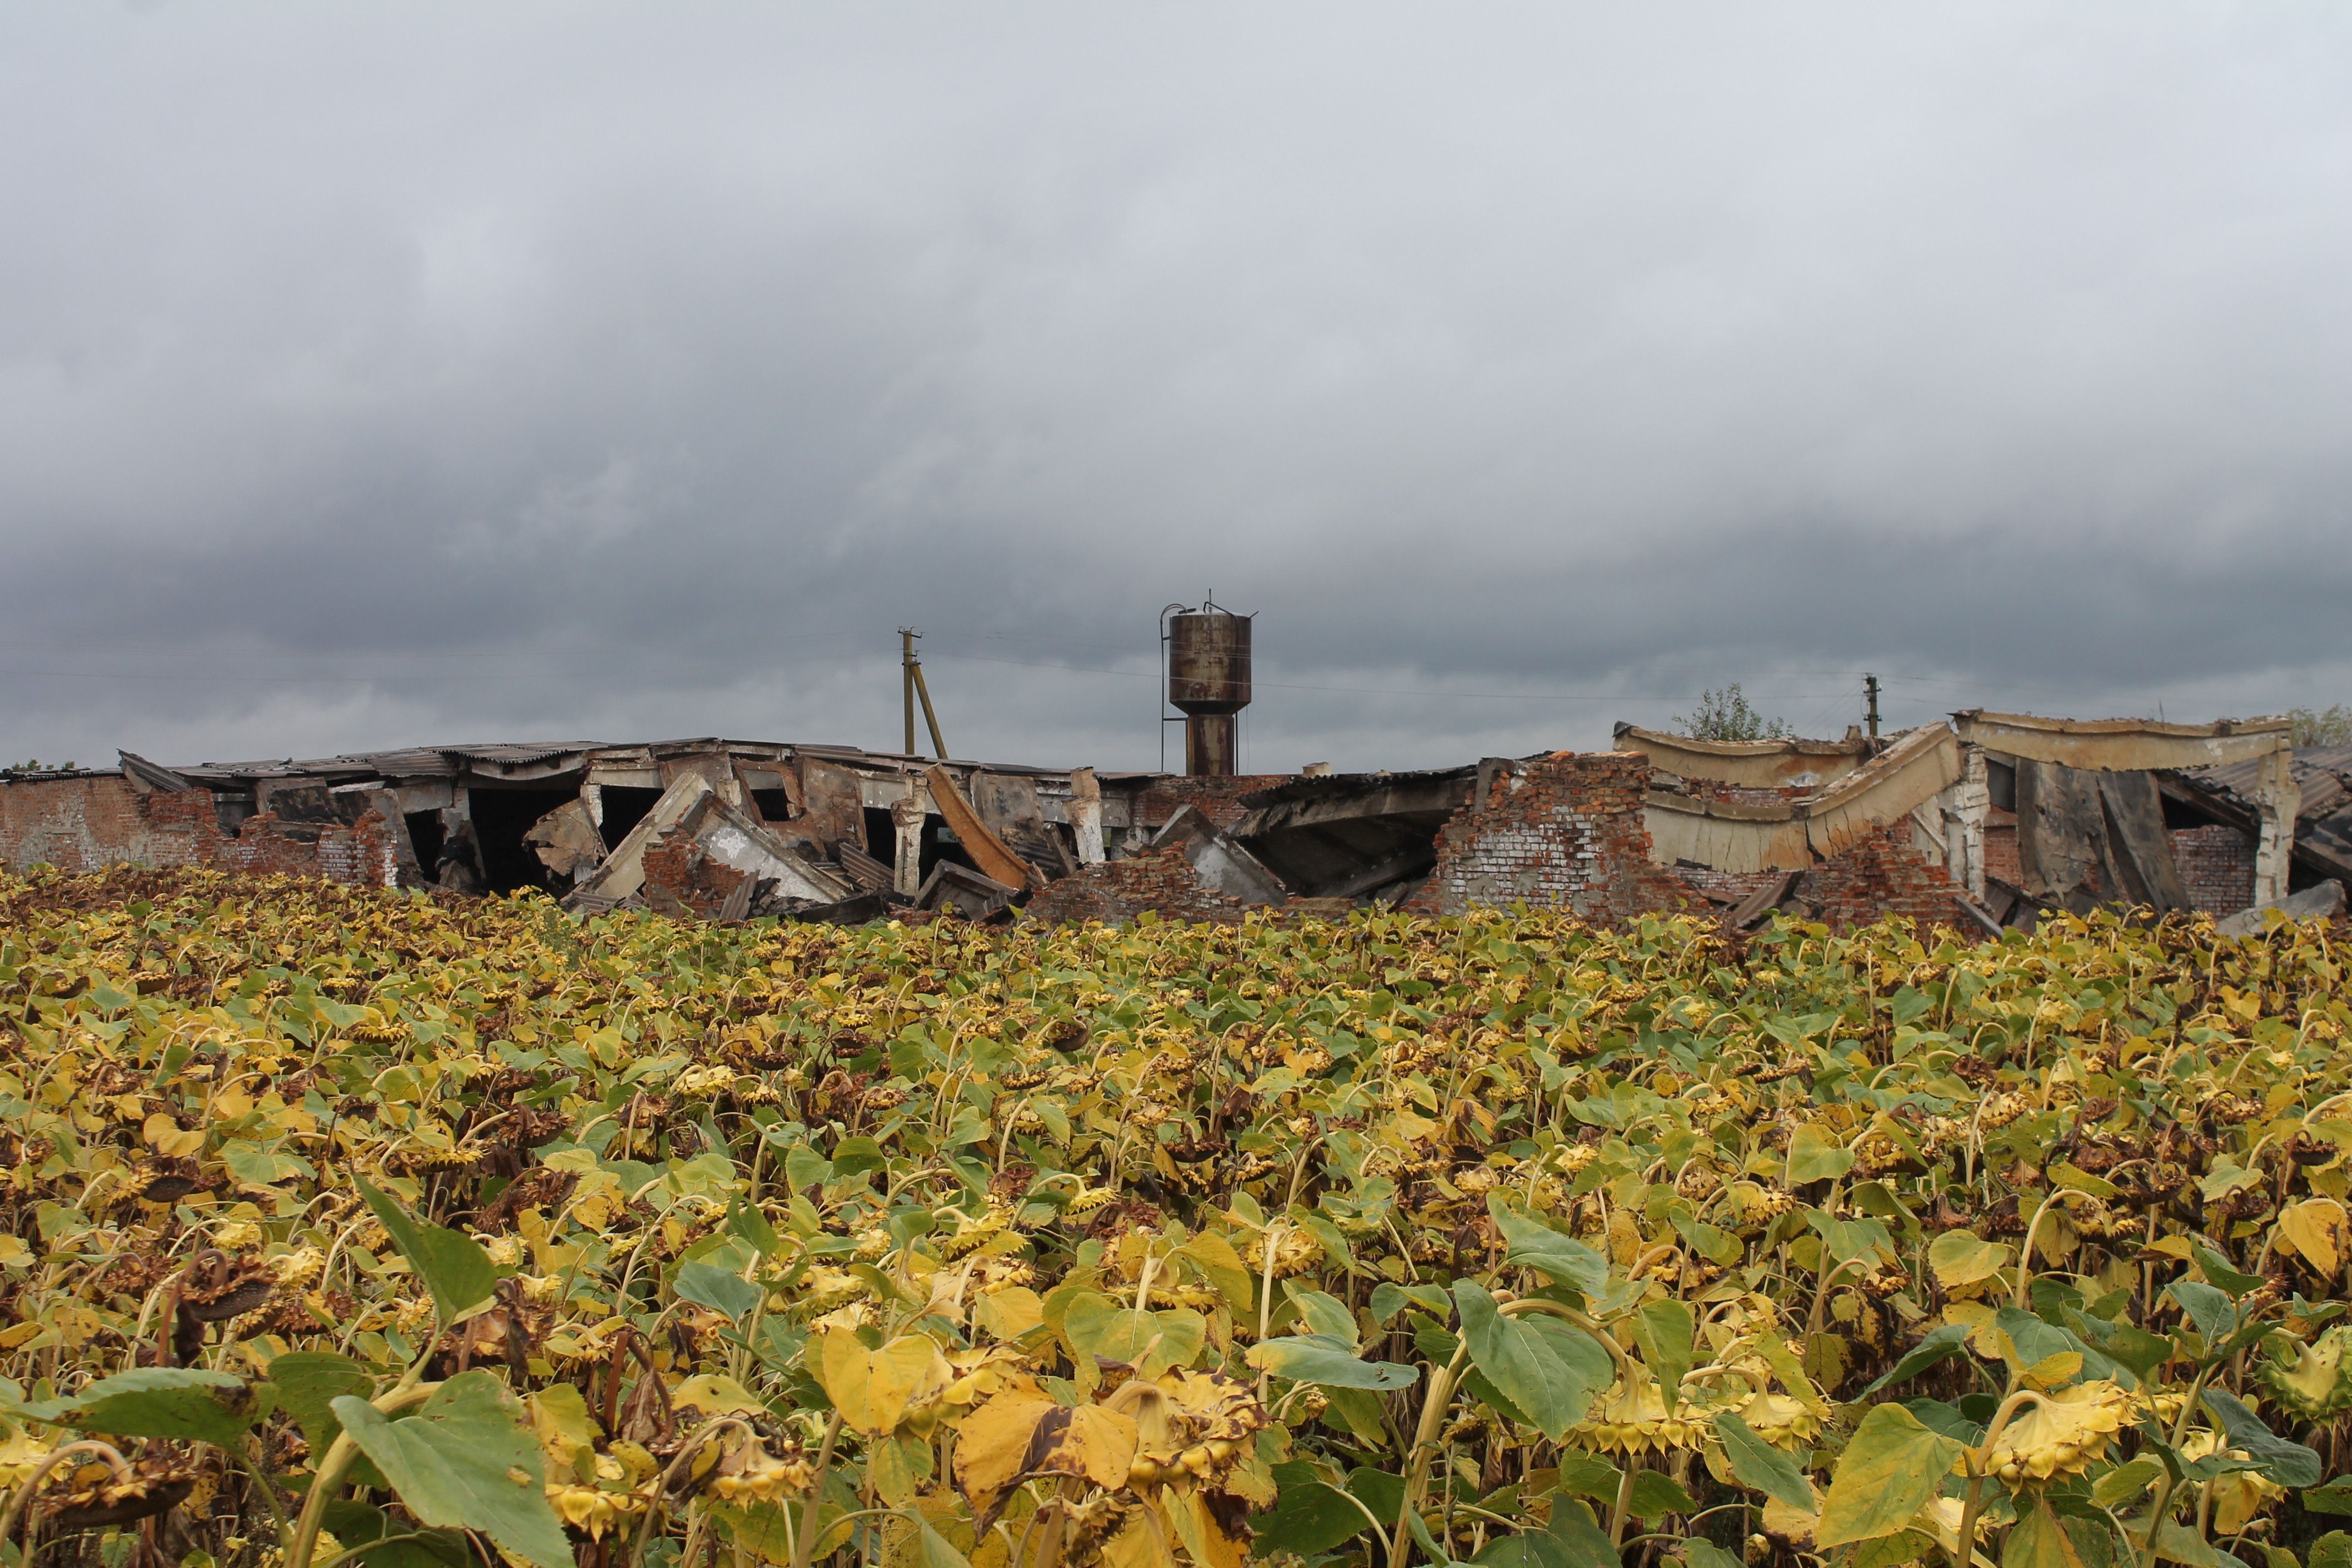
[0,776,401,889]
[2172,824,2254,916]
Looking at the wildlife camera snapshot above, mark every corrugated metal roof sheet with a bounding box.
[2176,744,2352,819]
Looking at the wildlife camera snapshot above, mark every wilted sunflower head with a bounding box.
[1983,1382,2135,1488]
[1569,1375,1712,1456]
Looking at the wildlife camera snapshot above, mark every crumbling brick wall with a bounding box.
[1395,752,1967,931]
[1795,823,1967,930]
[1983,810,2022,889]
[0,775,402,888]
[1631,835,1971,932]
[1024,846,1256,925]
[2172,824,2254,916]
[1408,753,1701,921]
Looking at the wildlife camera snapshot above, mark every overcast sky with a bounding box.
[4,4,2350,774]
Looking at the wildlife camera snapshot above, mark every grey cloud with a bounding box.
[3,4,2350,773]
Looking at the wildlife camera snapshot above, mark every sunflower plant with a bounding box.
[0,865,2349,1568]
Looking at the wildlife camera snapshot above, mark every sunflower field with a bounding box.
[1,865,2350,1568]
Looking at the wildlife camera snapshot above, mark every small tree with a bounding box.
[1673,683,1792,742]
[2290,705,2352,747]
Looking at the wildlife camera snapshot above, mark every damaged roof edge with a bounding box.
[1953,710,2292,771]
[1613,722,1871,788]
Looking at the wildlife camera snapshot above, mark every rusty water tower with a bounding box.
[1162,600,1253,776]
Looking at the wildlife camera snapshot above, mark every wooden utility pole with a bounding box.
[902,629,917,755]
[1865,673,1881,741]
[899,629,948,759]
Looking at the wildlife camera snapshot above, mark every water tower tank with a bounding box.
[1166,605,1252,776]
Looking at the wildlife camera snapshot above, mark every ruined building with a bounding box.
[0,706,2329,934]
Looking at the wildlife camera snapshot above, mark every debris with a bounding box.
[1724,870,1799,930]
[835,841,895,895]
[786,891,896,925]
[1950,892,2007,939]
[524,799,607,884]
[669,792,853,908]
[966,770,1075,881]
[2014,760,2187,912]
[1148,807,1287,906]
[2165,742,2352,889]
[914,861,1021,919]
[117,752,194,793]
[565,774,715,911]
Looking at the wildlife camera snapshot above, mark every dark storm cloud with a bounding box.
[3,3,2350,772]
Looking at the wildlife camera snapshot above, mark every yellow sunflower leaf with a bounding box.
[528,1384,599,1477]
[972,1287,1044,1344]
[2277,1199,2348,1277]
[1928,1232,2010,1293]
[952,1389,1057,1509]
[673,1375,766,1418]
[816,1331,948,1436]
[1023,1403,1139,1491]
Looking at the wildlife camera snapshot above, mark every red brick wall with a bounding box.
[1796,823,1967,930]
[0,776,402,889]
[2173,824,2254,916]
[1132,775,1295,834]
[1024,846,1256,925]
[639,831,753,918]
[1409,753,1701,921]
[1983,810,2021,889]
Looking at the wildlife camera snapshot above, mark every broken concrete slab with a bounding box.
[676,793,854,907]
[968,769,1075,881]
[564,772,714,912]
[2215,878,2346,938]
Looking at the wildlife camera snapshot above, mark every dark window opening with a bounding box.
[405,812,446,878]
[2161,792,2221,832]
[863,808,897,864]
[212,793,255,837]
[598,787,663,847]
[1986,759,2018,813]
[750,789,793,824]
[920,815,978,884]
[469,786,589,894]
